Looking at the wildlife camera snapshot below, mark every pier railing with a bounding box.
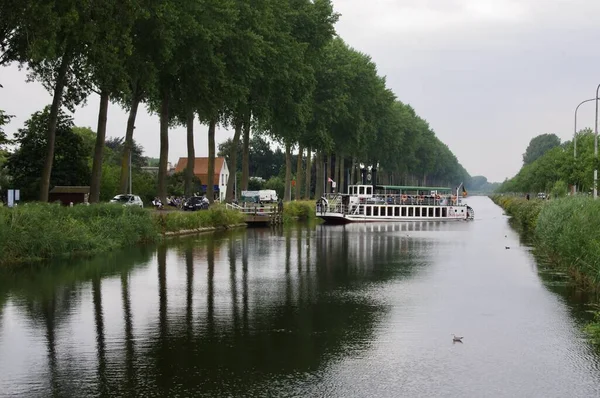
[226,202,279,215]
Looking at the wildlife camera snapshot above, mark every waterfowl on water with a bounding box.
[505,246,510,249]
[452,334,463,342]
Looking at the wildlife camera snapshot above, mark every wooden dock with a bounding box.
[226,203,284,226]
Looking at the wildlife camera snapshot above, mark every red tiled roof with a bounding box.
[174,157,226,185]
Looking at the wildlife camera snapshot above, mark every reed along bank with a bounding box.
[0,203,245,266]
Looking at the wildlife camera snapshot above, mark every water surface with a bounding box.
[1,196,599,397]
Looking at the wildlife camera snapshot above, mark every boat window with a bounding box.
[442,207,447,217]
[379,206,385,216]
[394,206,400,217]
[415,207,420,217]
[408,207,414,217]
[401,207,407,217]
[435,207,440,217]
[359,186,365,195]
[367,186,372,195]
[422,207,426,217]
[429,208,434,217]
[373,206,379,216]
[387,207,393,217]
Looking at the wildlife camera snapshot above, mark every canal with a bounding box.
[1,197,600,397]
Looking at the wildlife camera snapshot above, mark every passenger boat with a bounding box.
[316,184,474,224]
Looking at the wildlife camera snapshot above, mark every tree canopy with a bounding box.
[1,0,476,203]
[523,133,561,166]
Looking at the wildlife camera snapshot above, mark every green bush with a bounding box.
[283,200,316,223]
[0,203,159,266]
[155,205,246,233]
[0,203,246,266]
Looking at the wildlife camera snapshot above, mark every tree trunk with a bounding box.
[118,95,140,194]
[39,48,72,202]
[327,154,333,194]
[89,90,110,203]
[295,144,303,200]
[284,142,292,201]
[314,151,322,199]
[304,147,312,199]
[184,110,195,197]
[339,156,345,194]
[333,154,340,194]
[225,118,242,202]
[157,91,169,204]
[207,119,216,203]
[350,158,356,186]
[241,112,250,191]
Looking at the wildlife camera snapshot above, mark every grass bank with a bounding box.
[155,204,246,233]
[492,195,600,343]
[283,200,318,224]
[0,203,245,266]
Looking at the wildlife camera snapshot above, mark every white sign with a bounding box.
[14,190,20,201]
[7,190,14,207]
[332,181,336,188]
[367,174,372,181]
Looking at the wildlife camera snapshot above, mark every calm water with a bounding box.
[1,197,600,397]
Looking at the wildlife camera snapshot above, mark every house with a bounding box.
[174,157,229,201]
[49,186,90,205]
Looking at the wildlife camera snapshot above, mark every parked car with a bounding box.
[110,194,144,208]
[183,196,209,211]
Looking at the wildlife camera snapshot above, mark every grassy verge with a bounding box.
[155,204,246,233]
[0,203,245,267]
[283,200,318,224]
[491,195,600,343]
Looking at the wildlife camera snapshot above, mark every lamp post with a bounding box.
[574,98,597,159]
[596,84,600,199]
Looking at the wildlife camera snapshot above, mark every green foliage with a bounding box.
[155,205,245,232]
[103,136,146,169]
[523,133,561,166]
[283,200,316,223]
[551,180,568,198]
[165,171,201,197]
[468,175,500,193]
[584,312,600,346]
[498,130,592,194]
[0,203,248,266]
[493,195,543,231]
[6,107,90,200]
[0,109,12,146]
[0,203,160,266]
[265,176,285,198]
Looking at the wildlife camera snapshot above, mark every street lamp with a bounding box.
[574,98,598,159]
[595,84,600,199]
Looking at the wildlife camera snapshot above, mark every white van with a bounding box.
[259,189,278,203]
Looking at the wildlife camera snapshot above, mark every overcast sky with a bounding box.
[1,0,600,182]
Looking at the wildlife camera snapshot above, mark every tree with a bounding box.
[6,107,90,200]
[87,0,140,203]
[523,133,561,166]
[0,109,12,147]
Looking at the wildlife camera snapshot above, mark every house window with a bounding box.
[221,174,224,185]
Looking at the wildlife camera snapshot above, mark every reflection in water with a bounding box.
[92,276,107,396]
[121,271,135,394]
[2,200,600,397]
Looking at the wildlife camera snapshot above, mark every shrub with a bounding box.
[0,203,159,266]
[283,200,316,223]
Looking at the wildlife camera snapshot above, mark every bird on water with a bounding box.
[452,334,463,342]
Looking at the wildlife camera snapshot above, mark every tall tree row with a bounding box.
[1,0,470,202]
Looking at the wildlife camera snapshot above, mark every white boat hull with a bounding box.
[317,205,473,224]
